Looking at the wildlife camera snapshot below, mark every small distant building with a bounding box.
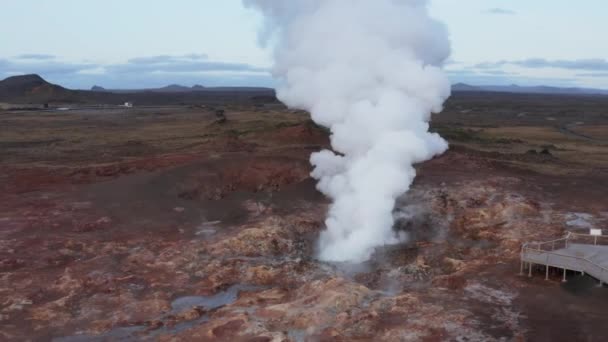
[123,102,133,108]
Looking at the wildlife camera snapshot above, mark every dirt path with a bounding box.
[558,123,607,142]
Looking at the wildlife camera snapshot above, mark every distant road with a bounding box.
[558,123,607,142]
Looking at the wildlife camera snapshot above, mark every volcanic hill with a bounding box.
[0,74,74,103]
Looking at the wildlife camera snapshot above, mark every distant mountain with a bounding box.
[0,74,276,105]
[2,75,606,107]
[0,74,75,103]
[156,84,194,93]
[452,83,481,92]
[97,84,270,93]
[452,83,608,96]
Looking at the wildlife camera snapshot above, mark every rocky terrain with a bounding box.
[1,93,608,341]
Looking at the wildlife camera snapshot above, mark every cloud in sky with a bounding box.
[577,72,608,78]
[0,54,272,89]
[446,68,579,88]
[478,69,517,76]
[127,54,209,64]
[453,58,608,89]
[484,8,517,15]
[0,57,96,76]
[109,54,268,74]
[1,54,607,90]
[475,58,608,71]
[15,53,57,60]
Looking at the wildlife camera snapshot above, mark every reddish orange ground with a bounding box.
[1,100,608,341]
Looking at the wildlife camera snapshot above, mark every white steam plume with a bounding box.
[245,0,451,262]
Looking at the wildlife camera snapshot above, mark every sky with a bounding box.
[1,0,606,89]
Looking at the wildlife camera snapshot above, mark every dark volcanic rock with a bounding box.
[0,74,73,102]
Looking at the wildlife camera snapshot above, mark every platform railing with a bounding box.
[568,232,608,246]
[521,232,608,283]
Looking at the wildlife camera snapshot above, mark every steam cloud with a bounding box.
[246,0,451,262]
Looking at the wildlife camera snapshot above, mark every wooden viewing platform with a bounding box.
[521,231,608,284]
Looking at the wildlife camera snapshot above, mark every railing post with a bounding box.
[522,233,608,284]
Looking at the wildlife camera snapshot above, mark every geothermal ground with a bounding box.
[2,93,608,341]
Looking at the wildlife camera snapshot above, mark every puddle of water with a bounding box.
[566,213,595,229]
[170,284,263,313]
[150,284,266,337]
[195,229,216,236]
[53,285,265,341]
[194,220,221,236]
